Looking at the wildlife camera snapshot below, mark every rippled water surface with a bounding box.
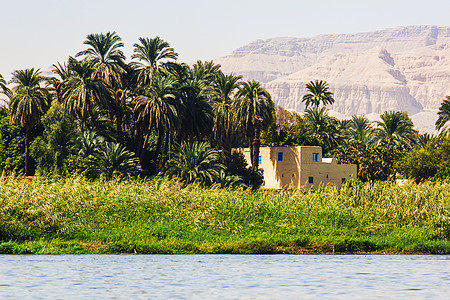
[1,255,449,299]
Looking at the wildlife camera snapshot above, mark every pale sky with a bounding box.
[0,0,449,81]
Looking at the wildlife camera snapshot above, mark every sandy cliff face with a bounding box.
[265,47,433,116]
[215,26,450,133]
[216,26,450,82]
[393,43,450,110]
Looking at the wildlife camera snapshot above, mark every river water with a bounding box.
[0,254,448,299]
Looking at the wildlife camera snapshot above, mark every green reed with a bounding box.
[0,176,449,254]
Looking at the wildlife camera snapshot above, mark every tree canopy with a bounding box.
[301,80,335,110]
[1,32,446,187]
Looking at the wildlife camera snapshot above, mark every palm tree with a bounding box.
[73,130,105,157]
[417,133,434,149]
[436,96,450,131]
[51,62,70,103]
[338,119,352,131]
[131,36,178,86]
[373,111,417,180]
[373,111,417,148]
[301,80,334,110]
[304,107,338,151]
[234,80,274,168]
[59,57,109,130]
[192,60,221,86]
[8,68,51,175]
[216,169,246,189]
[162,141,225,186]
[88,141,141,179]
[76,31,126,87]
[111,65,136,143]
[134,74,179,164]
[349,115,372,143]
[176,65,214,143]
[76,32,129,140]
[211,72,242,154]
[350,115,371,131]
[0,74,11,98]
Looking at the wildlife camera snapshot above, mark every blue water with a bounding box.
[0,255,449,299]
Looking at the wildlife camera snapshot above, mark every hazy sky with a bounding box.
[0,0,449,80]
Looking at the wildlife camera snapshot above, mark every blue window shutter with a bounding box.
[278,152,283,161]
[258,156,262,165]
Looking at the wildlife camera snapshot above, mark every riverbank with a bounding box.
[1,176,449,254]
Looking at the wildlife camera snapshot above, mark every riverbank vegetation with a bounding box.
[0,176,449,254]
[1,32,450,254]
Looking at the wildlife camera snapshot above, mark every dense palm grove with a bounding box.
[0,32,449,187]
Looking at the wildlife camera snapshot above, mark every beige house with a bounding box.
[236,146,357,189]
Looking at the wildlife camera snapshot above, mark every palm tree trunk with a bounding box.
[87,105,100,132]
[249,139,254,167]
[116,114,122,143]
[166,132,173,161]
[221,123,233,161]
[24,123,32,176]
[115,90,124,143]
[139,127,150,165]
[155,127,164,169]
[251,123,261,169]
[136,120,144,159]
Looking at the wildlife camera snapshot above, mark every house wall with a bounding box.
[264,147,300,189]
[300,157,357,189]
[235,146,357,189]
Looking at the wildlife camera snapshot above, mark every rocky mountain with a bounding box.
[215,26,450,133]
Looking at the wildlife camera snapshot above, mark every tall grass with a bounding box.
[0,176,449,254]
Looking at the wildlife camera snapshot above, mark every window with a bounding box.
[312,153,319,162]
[258,156,262,165]
[278,152,283,161]
[308,176,314,184]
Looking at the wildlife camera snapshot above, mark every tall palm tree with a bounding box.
[234,80,274,168]
[59,57,109,130]
[436,96,450,131]
[302,80,334,110]
[76,32,128,139]
[176,65,214,143]
[8,68,51,175]
[178,81,214,142]
[76,31,126,87]
[186,60,222,105]
[374,111,417,148]
[134,74,179,164]
[374,111,416,180]
[211,71,242,154]
[131,36,178,86]
[192,60,221,85]
[111,64,136,143]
